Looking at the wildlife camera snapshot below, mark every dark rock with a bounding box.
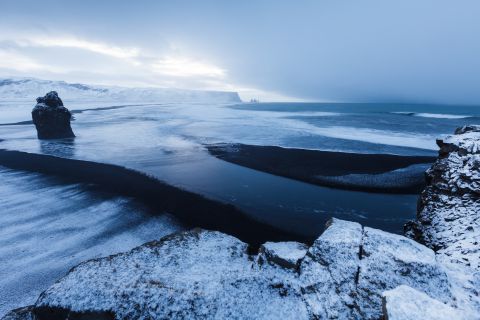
[454,125,480,135]
[32,91,75,139]
[33,306,114,320]
[0,306,34,320]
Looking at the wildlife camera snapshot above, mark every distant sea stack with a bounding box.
[31,91,75,139]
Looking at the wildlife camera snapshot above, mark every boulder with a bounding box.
[31,91,75,139]
[257,241,308,269]
[33,229,308,320]
[299,219,363,319]
[382,285,460,320]
[356,227,451,318]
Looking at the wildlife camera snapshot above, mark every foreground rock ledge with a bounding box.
[7,220,455,320]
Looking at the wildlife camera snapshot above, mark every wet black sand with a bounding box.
[207,143,436,194]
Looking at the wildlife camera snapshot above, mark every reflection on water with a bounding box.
[149,153,419,237]
[39,137,76,158]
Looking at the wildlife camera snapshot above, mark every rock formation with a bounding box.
[11,220,454,320]
[31,91,75,139]
[382,285,458,320]
[405,125,480,316]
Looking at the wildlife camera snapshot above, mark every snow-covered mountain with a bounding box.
[0,78,242,104]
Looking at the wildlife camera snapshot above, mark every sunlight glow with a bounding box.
[152,57,226,78]
[0,49,45,71]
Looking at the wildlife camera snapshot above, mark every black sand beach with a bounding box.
[207,143,436,194]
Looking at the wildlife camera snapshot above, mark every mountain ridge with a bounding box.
[0,77,242,103]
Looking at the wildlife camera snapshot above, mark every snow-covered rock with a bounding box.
[382,285,460,320]
[405,126,480,316]
[27,219,455,320]
[34,229,309,320]
[0,77,242,103]
[356,227,451,319]
[257,241,308,269]
[299,218,363,319]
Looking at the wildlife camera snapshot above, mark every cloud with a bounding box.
[0,31,292,100]
[152,57,225,78]
[0,48,56,72]
[3,34,227,80]
[12,35,141,60]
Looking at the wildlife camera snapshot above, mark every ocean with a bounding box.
[229,102,480,155]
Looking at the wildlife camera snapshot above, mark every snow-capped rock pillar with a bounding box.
[31,91,75,139]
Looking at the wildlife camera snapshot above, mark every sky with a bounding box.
[0,0,479,103]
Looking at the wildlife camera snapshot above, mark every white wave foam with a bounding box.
[309,126,438,150]
[225,108,439,150]
[414,113,472,119]
[244,110,341,117]
[392,111,472,119]
[267,115,439,150]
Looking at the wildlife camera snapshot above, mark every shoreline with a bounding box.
[207,143,436,194]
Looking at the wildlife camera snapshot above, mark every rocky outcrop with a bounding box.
[31,91,75,139]
[405,125,480,316]
[17,219,454,320]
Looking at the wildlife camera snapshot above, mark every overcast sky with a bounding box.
[1,0,479,103]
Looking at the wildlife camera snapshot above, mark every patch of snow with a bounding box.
[258,241,308,269]
[382,285,461,320]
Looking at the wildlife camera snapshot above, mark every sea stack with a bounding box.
[31,91,75,139]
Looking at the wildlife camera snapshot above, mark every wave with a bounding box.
[240,109,341,117]
[391,112,473,119]
[266,115,439,150]
[310,126,438,150]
